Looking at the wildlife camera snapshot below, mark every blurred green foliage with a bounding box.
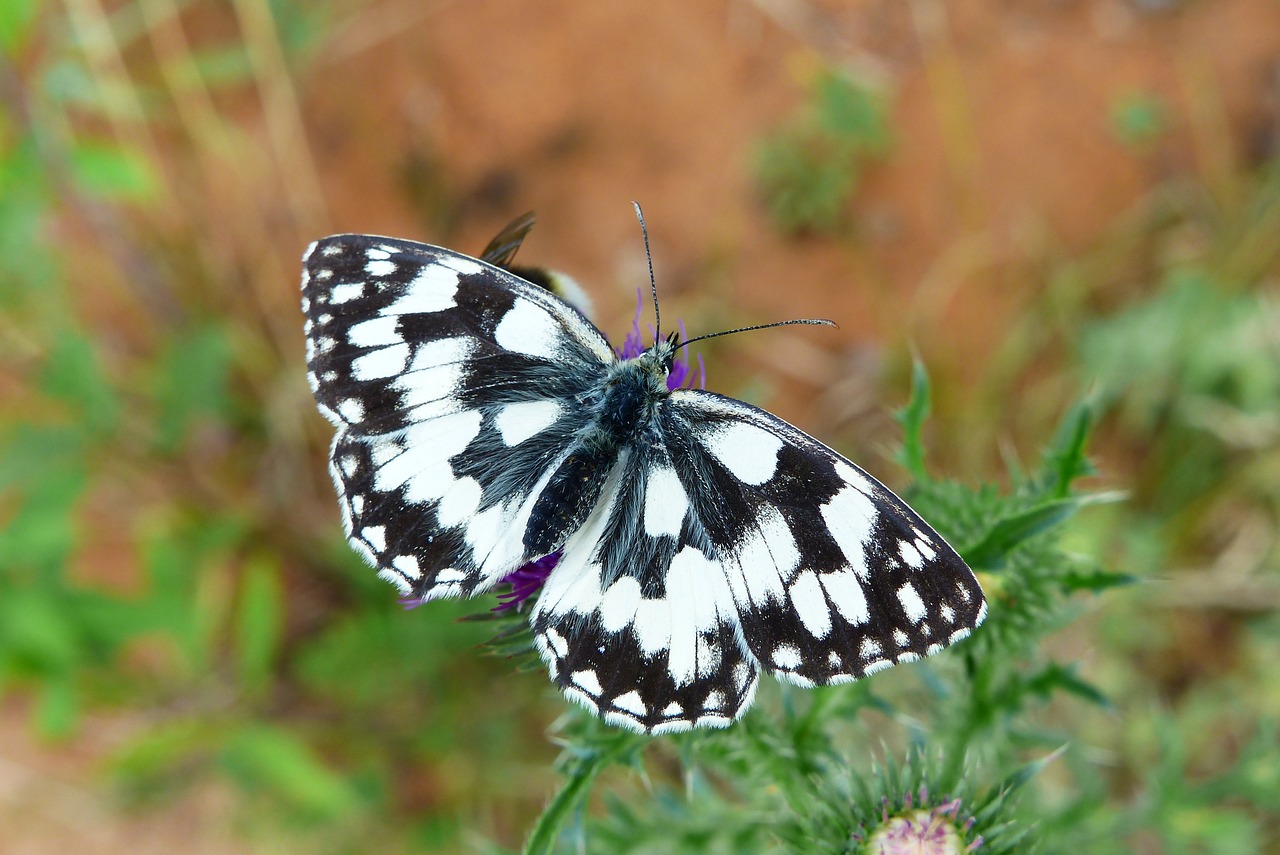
[755,68,891,234]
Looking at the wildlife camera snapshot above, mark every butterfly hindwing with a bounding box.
[303,235,615,598]
[531,446,759,733]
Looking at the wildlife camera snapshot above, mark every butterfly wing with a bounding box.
[531,442,759,734]
[662,390,986,686]
[530,387,984,733]
[303,234,615,599]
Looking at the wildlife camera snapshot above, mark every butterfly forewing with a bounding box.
[662,391,985,687]
[303,234,614,598]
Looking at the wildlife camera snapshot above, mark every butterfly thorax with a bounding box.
[522,341,675,558]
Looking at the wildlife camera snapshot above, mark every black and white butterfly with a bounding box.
[301,210,985,734]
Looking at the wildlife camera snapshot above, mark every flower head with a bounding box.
[855,787,982,855]
[618,291,705,391]
[492,553,561,612]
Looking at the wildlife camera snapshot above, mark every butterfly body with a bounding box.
[302,217,985,734]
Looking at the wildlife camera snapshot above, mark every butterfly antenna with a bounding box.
[677,318,838,351]
[632,201,660,345]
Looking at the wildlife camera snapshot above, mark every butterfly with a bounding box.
[301,209,986,734]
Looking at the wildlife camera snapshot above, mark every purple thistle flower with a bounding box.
[493,553,562,612]
[490,293,704,613]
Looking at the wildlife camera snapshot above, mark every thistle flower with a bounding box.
[491,295,703,613]
[856,789,981,855]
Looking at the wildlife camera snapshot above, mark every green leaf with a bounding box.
[525,736,638,855]
[814,72,890,149]
[0,463,86,578]
[153,324,233,452]
[219,725,361,822]
[68,139,158,200]
[1060,570,1139,593]
[34,675,79,739]
[1024,663,1111,709]
[0,590,83,673]
[235,557,282,695]
[41,329,118,435]
[894,358,932,483]
[0,0,39,54]
[962,497,1086,570]
[1039,398,1096,499]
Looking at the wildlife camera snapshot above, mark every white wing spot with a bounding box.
[833,460,876,494]
[365,248,390,260]
[860,638,881,659]
[897,582,928,624]
[820,569,869,626]
[892,629,910,648]
[599,577,642,633]
[386,264,461,314]
[330,282,363,304]
[545,628,569,658]
[941,603,956,623]
[366,259,397,277]
[440,254,484,276]
[899,540,925,569]
[361,525,386,552]
[664,546,732,686]
[572,669,603,697]
[348,315,400,349]
[612,690,647,716]
[632,596,674,658]
[495,299,562,359]
[351,342,411,381]
[661,701,683,717]
[643,466,688,537]
[772,643,802,669]
[437,477,482,528]
[701,421,783,486]
[391,554,420,579]
[495,399,562,446]
[703,690,725,710]
[337,398,365,423]
[821,486,877,576]
[788,570,832,638]
[314,268,333,281]
[828,651,843,669]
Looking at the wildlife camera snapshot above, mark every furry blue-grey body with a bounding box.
[302,227,986,733]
